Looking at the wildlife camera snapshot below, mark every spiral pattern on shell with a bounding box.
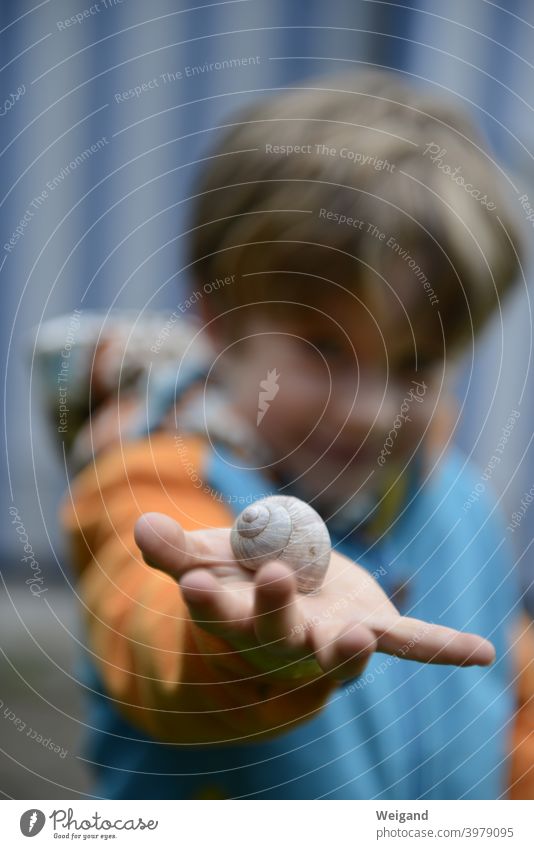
[230,495,331,593]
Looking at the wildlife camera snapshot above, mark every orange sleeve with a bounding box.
[508,614,534,798]
[59,433,334,744]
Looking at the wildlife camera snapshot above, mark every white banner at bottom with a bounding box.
[2,799,533,848]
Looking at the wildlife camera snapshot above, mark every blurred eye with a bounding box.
[307,337,348,359]
[397,352,436,374]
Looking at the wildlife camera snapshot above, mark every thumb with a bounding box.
[134,512,233,580]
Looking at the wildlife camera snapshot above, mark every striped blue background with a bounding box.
[1,0,532,608]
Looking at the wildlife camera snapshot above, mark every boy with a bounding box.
[60,70,530,799]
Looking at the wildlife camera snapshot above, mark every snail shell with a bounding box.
[230,495,331,593]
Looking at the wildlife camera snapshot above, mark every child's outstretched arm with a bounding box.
[61,433,494,747]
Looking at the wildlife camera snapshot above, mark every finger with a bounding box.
[310,620,377,678]
[134,512,234,579]
[374,616,496,666]
[178,568,251,637]
[253,562,302,648]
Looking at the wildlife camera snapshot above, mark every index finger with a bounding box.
[134,512,235,578]
[373,616,496,667]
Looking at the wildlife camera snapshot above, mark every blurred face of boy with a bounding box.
[206,290,441,517]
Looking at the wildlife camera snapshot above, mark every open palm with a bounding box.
[134,512,495,683]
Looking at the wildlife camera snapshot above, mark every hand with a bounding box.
[134,512,495,683]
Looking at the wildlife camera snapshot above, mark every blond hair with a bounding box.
[189,70,522,356]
